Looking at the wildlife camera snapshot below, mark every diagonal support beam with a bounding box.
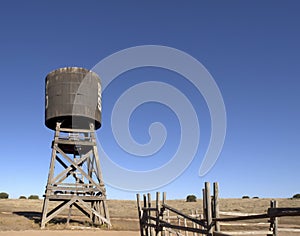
[52,154,88,184]
[55,146,102,189]
[76,198,111,226]
[43,197,78,226]
[73,202,91,219]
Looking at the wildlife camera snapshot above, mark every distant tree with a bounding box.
[242,195,250,199]
[28,195,39,200]
[0,192,9,199]
[19,196,27,199]
[292,194,300,199]
[252,196,259,199]
[186,195,197,202]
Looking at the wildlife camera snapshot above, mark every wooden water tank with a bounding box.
[45,67,101,130]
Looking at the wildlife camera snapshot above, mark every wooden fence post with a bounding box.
[147,193,153,236]
[178,216,181,234]
[213,182,220,232]
[205,182,213,236]
[270,200,278,236]
[156,192,161,236]
[162,192,166,236]
[199,212,204,236]
[144,194,149,236]
[137,194,145,236]
[202,188,207,221]
[167,209,171,236]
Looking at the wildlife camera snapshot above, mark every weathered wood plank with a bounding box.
[46,194,106,201]
[205,182,213,234]
[213,182,220,232]
[76,198,111,226]
[43,198,75,225]
[268,207,300,217]
[143,194,149,236]
[219,222,269,226]
[56,139,96,146]
[162,204,206,227]
[270,200,278,236]
[148,193,153,236]
[203,188,207,220]
[46,186,102,192]
[219,211,262,216]
[162,192,166,236]
[59,127,93,133]
[215,231,272,235]
[156,192,161,235]
[137,194,145,236]
[53,154,88,184]
[213,232,231,236]
[55,146,101,189]
[214,213,269,222]
[160,219,207,234]
[278,228,300,232]
[215,207,300,222]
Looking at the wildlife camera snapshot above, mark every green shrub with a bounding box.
[0,192,9,199]
[28,195,39,200]
[19,196,27,199]
[292,193,300,199]
[242,195,250,199]
[186,195,197,202]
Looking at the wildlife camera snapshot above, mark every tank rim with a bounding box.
[46,67,100,79]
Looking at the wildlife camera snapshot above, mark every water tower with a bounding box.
[41,67,110,228]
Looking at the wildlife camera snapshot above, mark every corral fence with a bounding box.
[136,182,300,236]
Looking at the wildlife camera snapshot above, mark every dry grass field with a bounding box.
[0,197,299,235]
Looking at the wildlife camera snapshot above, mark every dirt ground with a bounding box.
[0,230,139,236]
[0,198,299,235]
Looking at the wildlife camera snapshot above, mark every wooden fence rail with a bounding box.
[136,182,300,236]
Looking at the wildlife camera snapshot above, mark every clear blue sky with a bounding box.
[0,1,299,200]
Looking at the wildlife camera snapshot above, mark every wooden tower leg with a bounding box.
[41,123,61,228]
[41,122,111,229]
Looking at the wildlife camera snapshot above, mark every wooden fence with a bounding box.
[136,182,300,236]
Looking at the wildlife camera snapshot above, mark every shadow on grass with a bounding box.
[13,211,95,226]
[13,211,42,224]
